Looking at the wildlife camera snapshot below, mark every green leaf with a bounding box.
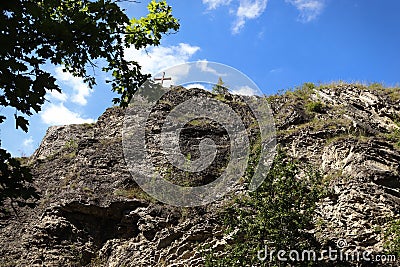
[14,115,29,132]
[0,0,179,213]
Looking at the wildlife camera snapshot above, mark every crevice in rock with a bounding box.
[57,201,147,248]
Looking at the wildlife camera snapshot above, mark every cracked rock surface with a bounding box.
[0,84,399,266]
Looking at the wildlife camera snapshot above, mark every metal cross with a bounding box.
[154,72,172,85]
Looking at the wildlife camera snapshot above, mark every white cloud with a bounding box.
[257,29,266,39]
[202,0,269,34]
[286,0,325,22]
[203,0,325,34]
[125,43,200,77]
[22,136,34,150]
[41,103,95,126]
[54,67,92,106]
[16,136,36,156]
[47,90,68,102]
[232,0,269,34]
[165,64,193,86]
[231,85,259,96]
[196,60,227,77]
[185,83,207,90]
[203,0,232,10]
[269,67,283,74]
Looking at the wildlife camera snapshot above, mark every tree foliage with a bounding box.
[0,150,39,215]
[205,149,326,266]
[212,77,229,95]
[0,0,179,213]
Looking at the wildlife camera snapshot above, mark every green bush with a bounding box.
[367,82,384,90]
[305,101,324,113]
[384,219,400,257]
[281,82,316,101]
[205,150,326,266]
[384,128,400,149]
[303,82,316,91]
[64,139,78,150]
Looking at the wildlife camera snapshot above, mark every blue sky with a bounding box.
[2,0,400,156]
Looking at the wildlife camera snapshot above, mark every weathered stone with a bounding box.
[1,85,399,266]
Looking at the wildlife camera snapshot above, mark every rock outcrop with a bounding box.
[0,83,399,266]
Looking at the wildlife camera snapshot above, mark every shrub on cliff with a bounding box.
[205,149,326,266]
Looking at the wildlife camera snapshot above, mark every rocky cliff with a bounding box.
[0,83,399,266]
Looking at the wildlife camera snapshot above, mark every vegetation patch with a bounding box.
[114,187,156,203]
[388,89,400,102]
[63,151,77,160]
[188,118,212,127]
[82,122,95,129]
[278,116,352,137]
[305,101,324,114]
[212,94,227,102]
[383,128,400,149]
[281,82,317,101]
[205,149,327,266]
[14,157,31,166]
[62,139,79,160]
[64,139,78,150]
[384,218,400,257]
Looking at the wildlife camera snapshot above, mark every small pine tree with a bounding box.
[212,77,229,95]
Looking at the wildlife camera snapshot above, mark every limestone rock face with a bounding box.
[0,84,399,266]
